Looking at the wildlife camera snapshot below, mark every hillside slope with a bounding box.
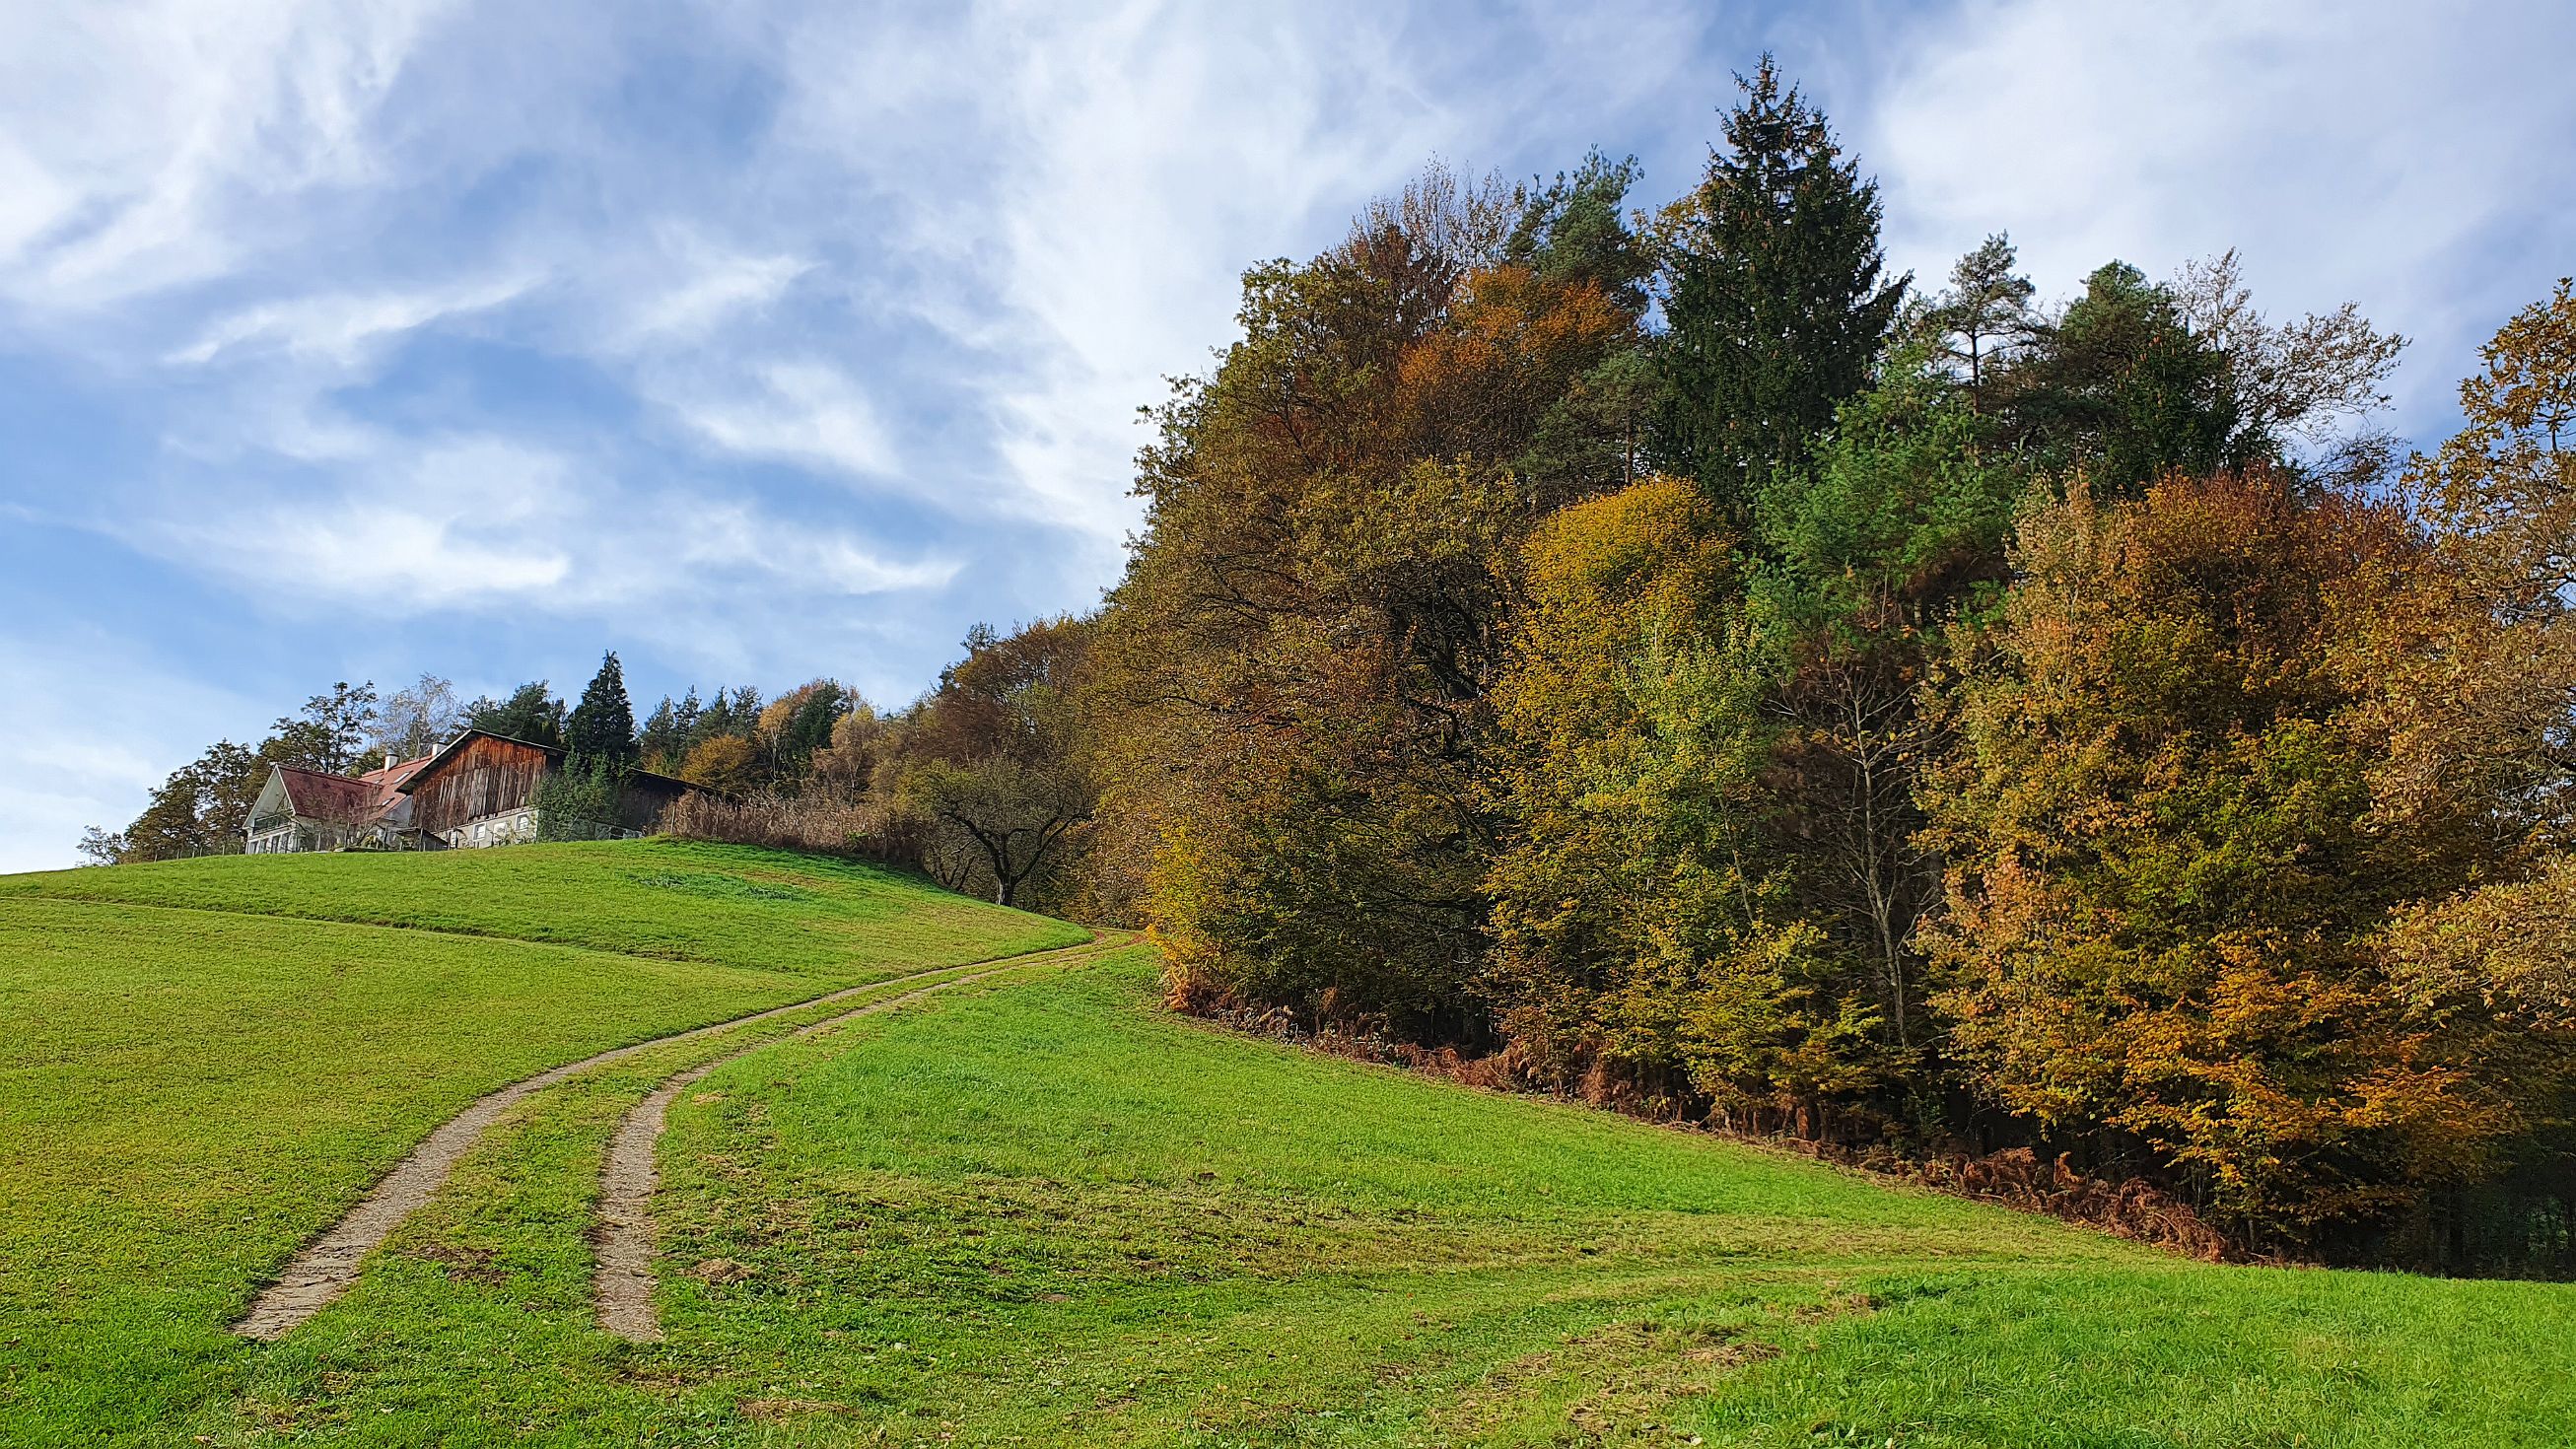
[0,838,1074,976]
[0,842,1081,1442]
[4,844,2569,1445]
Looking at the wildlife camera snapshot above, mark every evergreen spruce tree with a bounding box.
[1651,56,1906,510]
[564,651,639,767]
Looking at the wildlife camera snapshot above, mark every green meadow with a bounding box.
[3,843,2568,1445]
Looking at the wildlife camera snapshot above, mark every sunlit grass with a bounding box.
[179,951,2576,1446]
[0,842,1079,1444]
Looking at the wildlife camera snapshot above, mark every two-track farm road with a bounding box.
[235,933,1118,1341]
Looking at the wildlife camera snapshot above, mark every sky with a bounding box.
[3,0,2573,872]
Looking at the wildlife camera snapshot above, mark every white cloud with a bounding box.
[615,236,811,347]
[167,272,539,366]
[0,0,454,307]
[761,2,1462,538]
[671,361,902,481]
[123,439,576,612]
[667,503,962,595]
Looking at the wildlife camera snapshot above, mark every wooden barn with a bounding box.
[398,730,699,848]
[239,730,702,853]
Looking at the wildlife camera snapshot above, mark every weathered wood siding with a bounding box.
[618,773,693,832]
[409,735,555,839]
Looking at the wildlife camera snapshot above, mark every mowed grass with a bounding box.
[0,838,1079,978]
[163,951,2576,1447]
[0,843,1081,1443]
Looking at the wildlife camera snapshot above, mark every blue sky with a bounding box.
[4,0,2573,871]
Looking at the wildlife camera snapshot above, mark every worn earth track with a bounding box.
[592,933,1127,1341]
[231,935,1100,1341]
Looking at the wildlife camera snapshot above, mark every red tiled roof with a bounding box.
[274,752,435,825]
[273,766,383,824]
[353,753,434,814]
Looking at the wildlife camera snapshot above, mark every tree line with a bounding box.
[1041,60,2570,1272]
[87,638,1091,907]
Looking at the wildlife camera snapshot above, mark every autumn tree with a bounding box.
[1921,471,2526,1247]
[886,617,1097,908]
[805,702,882,794]
[2382,277,2576,842]
[2348,280,2576,1270]
[1104,160,1649,1033]
[755,681,857,782]
[678,734,758,794]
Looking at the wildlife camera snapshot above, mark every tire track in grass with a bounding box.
[593,932,1133,1341]
[232,934,1100,1341]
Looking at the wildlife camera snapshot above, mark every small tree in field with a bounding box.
[896,756,1089,907]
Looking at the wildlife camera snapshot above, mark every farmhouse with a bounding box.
[243,730,698,853]
[244,753,433,854]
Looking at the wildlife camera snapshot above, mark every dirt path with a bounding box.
[593,935,1127,1341]
[231,937,1095,1341]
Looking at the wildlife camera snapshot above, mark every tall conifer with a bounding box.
[565,651,639,767]
[1652,56,1905,509]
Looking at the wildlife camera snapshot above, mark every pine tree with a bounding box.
[1926,233,2037,410]
[564,652,638,767]
[467,681,566,748]
[1651,56,1905,510]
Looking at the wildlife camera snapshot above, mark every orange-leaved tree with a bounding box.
[1921,469,2528,1248]
[1101,161,1652,1036]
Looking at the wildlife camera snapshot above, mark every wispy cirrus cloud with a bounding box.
[166,272,542,367]
[0,0,457,305]
[666,361,902,482]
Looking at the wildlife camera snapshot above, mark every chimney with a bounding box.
[385,748,398,776]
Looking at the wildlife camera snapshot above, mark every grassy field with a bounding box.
[0,843,1081,1443]
[0,839,1074,978]
[6,844,2572,1445]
